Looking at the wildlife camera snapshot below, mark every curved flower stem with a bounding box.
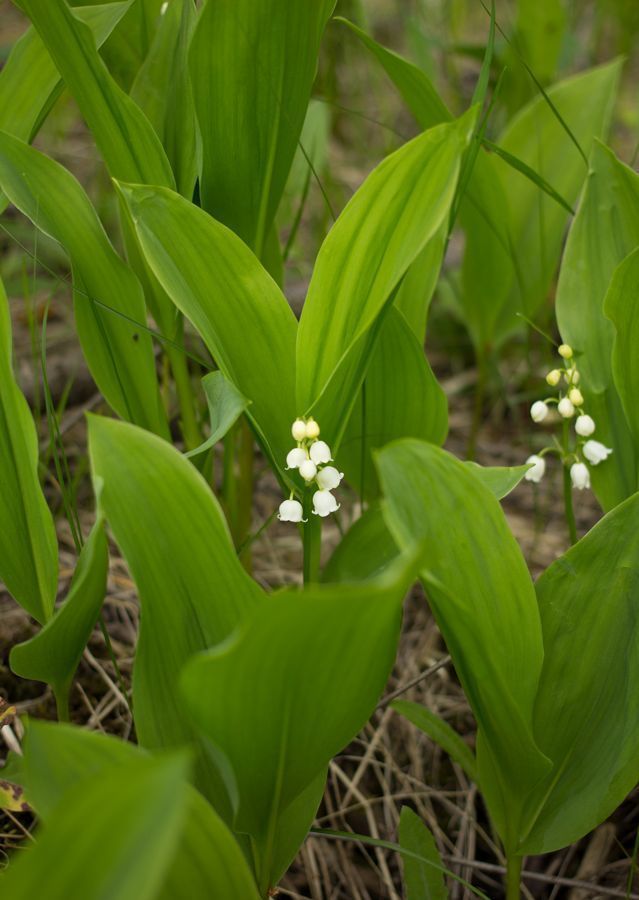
[562,419,578,545]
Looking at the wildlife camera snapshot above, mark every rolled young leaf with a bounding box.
[10,518,108,719]
[0,131,168,435]
[376,440,550,853]
[88,415,264,818]
[185,371,250,460]
[0,276,57,624]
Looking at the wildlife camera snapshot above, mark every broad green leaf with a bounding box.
[0,276,57,624]
[340,307,448,499]
[377,440,550,852]
[399,807,448,900]
[2,753,190,900]
[520,494,639,854]
[322,506,399,584]
[395,224,448,341]
[556,141,639,509]
[190,0,335,254]
[463,461,531,498]
[181,553,418,892]
[296,111,475,437]
[130,0,199,198]
[605,247,639,454]
[88,416,264,816]
[0,2,132,145]
[20,721,261,899]
[118,183,297,476]
[337,18,450,130]
[20,0,174,187]
[10,518,108,718]
[392,700,477,781]
[185,372,250,460]
[270,769,327,887]
[0,131,168,435]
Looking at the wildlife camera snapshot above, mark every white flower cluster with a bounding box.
[525,344,612,490]
[278,418,344,523]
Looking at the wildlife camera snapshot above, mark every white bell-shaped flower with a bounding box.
[557,397,575,418]
[278,499,305,522]
[524,455,545,483]
[309,440,332,465]
[305,419,320,440]
[582,440,613,465]
[312,489,339,517]
[575,414,595,436]
[570,462,590,490]
[299,459,318,482]
[291,419,307,441]
[286,448,308,470]
[316,465,344,491]
[530,401,549,423]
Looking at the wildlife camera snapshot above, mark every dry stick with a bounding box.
[377,655,452,710]
[442,855,639,899]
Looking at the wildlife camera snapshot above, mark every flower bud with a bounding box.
[582,440,613,466]
[557,397,575,418]
[570,461,590,490]
[568,388,584,406]
[545,369,561,386]
[309,440,332,465]
[291,418,307,441]
[299,459,317,481]
[316,465,344,491]
[305,418,320,440]
[530,400,549,423]
[558,344,573,359]
[524,455,545,483]
[575,414,595,436]
[278,499,305,522]
[565,368,580,384]
[286,448,308,470]
[312,489,339,517]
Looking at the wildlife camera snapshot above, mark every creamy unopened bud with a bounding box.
[558,344,573,359]
[305,418,320,440]
[524,455,545,484]
[291,419,307,441]
[546,369,561,386]
[557,397,575,418]
[309,440,332,465]
[530,401,549,423]
[575,414,595,436]
[570,462,590,490]
[568,388,584,406]
[278,499,305,522]
[582,440,613,465]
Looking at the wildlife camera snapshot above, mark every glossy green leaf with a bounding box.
[399,807,448,900]
[0,276,57,624]
[520,494,639,854]
[0,131,167,435]
[0,2,132,145]
[118,183,297,476]
[190,0,335,253]
[20,721,261,899]
[377,440,550,852]
[392,700,477,781]
[2,753,190,900]
[463,461,531,498]
[130,0,199,197]
[185,371,250,460]
[20,0,174,187]
[341,307,448,499]
[296,111,475,437]
[556,141,639,509]
[322,506,399,584]
[10,518,108,718]
[181,553,418,892]
[88,415,263,816]
[395,224,448,341]
[605,247,639,454]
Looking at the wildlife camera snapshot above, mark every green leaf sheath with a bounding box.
[0,276,57,624]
